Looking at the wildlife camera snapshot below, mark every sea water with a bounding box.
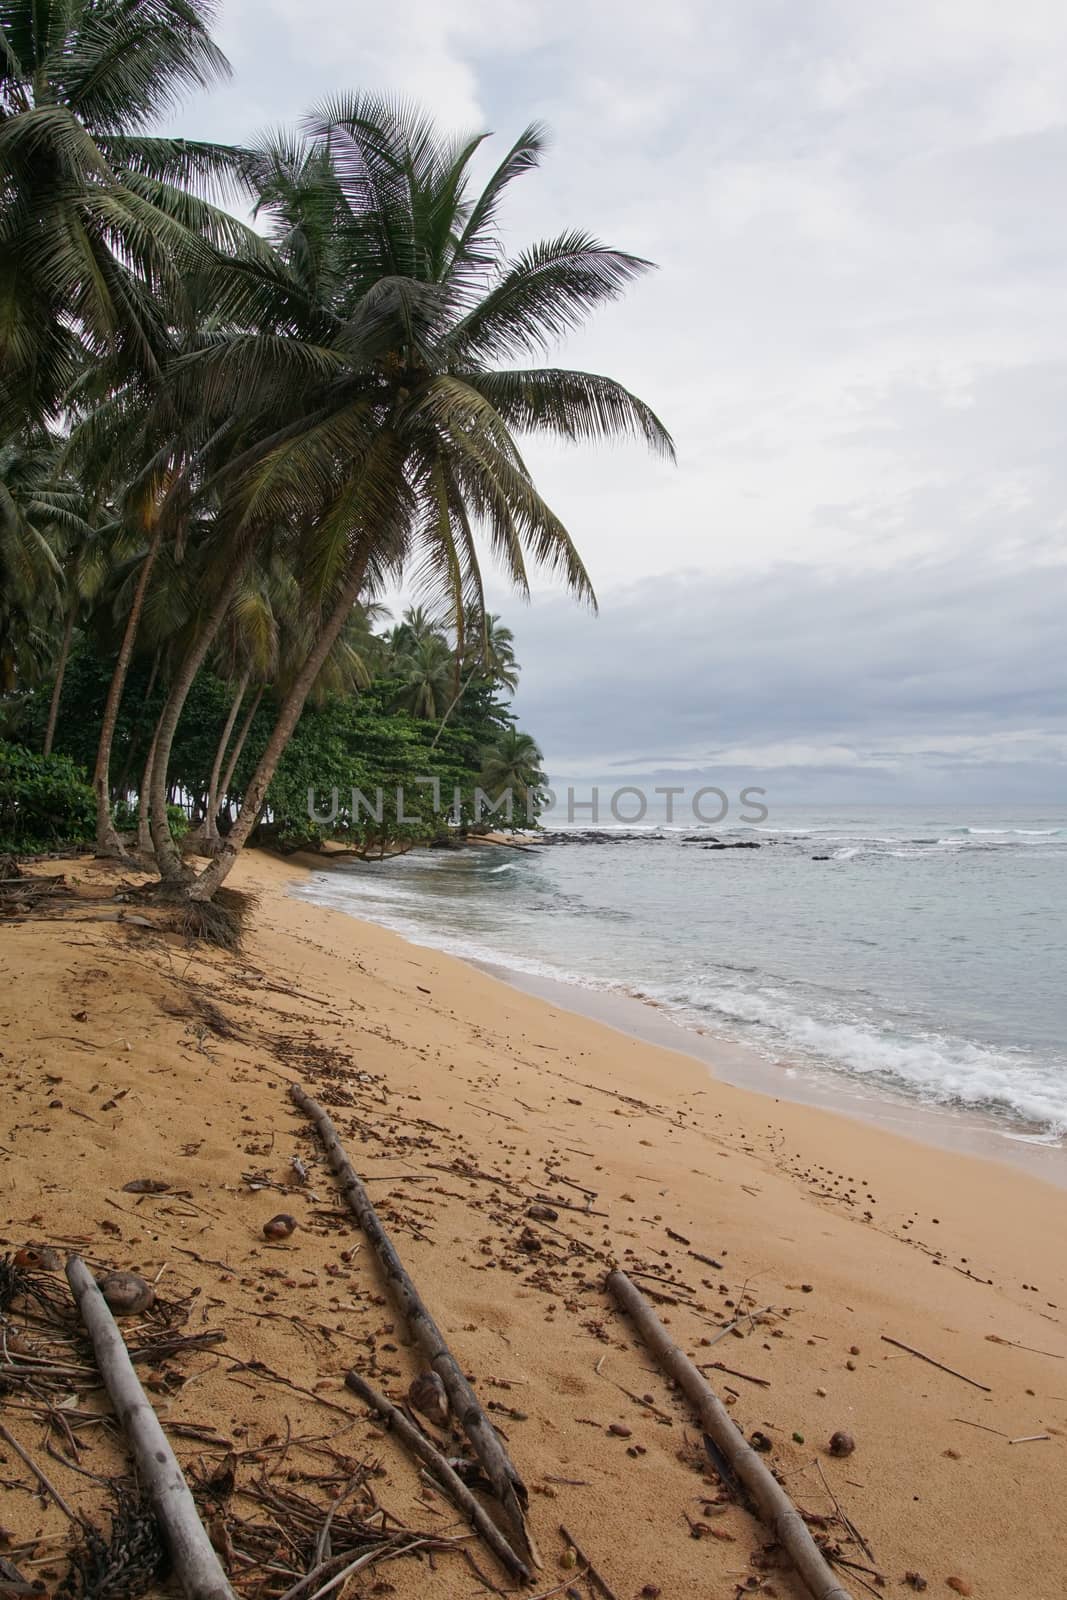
[293,805,1067,1144]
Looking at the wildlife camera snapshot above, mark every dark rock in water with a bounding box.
[702,841,760,850]
[812,854,831,860]
[683,835,719,843]
[428,835,463,849]
[538,830,659,845]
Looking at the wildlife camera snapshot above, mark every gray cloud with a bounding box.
[167,3,1067,795]
[507,554,1067,799]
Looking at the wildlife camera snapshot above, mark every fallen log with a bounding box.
[65,1255,236,1600]
[344,1370,530,1582]
[290,1083,540,1569]
[606,1267,853,1600]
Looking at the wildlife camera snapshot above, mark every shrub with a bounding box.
[0,741,95,854]
[112,797,189,841]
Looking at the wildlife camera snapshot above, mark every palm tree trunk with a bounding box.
[190,558,368,902]
[150,558,248,884]
[136,708,164,855]
[92,527,162,856]
[43,605,76,758]
[188,670,249,851]
[217,683,264,815]
[115,650,161,800]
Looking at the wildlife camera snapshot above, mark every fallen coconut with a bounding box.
[97,1271,155,1316]
[262,1213,297,1241]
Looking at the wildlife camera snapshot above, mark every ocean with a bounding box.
[292,804,1067,1147]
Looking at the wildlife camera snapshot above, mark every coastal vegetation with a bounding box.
[0,0,671,910]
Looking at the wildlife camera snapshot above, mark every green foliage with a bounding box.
[112,797,189,841]
[0,740,94,853]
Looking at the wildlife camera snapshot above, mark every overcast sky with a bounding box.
[172,1,1067,802]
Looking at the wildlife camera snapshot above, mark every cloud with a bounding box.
[507,554,1067,799]
[164,3,1067,795]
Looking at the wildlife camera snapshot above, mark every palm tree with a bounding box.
[391,631,453,719]
[479,728,546,820]
[2,0,268,851]
[167,98,672,903]
[0,0,255,434]
[43,504,122,755]
[0,431,86,694]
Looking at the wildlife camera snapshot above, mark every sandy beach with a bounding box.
[2,850,1065,1599]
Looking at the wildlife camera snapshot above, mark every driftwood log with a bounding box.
[344,1370,530,1582]
[606,1268,854,1600]
[290,1083,540,1570]
[66,1256,237,1600]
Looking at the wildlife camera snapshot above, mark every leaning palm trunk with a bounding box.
[136,709,164,855]
[216,683,264,822]
[186,670,248,851]
[150,560,249,883]
[92,526,162,856]
[190,558,368,901]
[43,605,76,757]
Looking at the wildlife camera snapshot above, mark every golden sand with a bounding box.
[1,850,1064,1598]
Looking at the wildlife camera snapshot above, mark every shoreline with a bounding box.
[3,849,1066,1598]
[292,853,1067,1187]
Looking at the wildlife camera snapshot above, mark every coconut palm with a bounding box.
[479,728,545,820]
[0,0,256,433]
[391,631,453,719]
[162,98,672,902]
[0,431,87,693]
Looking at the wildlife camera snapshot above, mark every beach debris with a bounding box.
[96,1270,155,1316]
[750,1431,773,1452]
[559,1524,621,1600]
[262,1212,297,1240]
[122,1178,170,1194]
[1008,1433,1050,1444]
[606,1268,856,1600]
[986,1333,1063,1359]
[408,1370,449,1426]
[290,1154,310,1185]
[903,1574,928,1591]
[828,1431,855,1458]
[13,1244,61,1272]
[291,1082,542,1572]
[344,1369,530,1581]
[880,1335,991,1392]
[946,1579,973,1596]
[607,1423,632,1437]
[66,1255,238,1600]
[527,1203,559,1222]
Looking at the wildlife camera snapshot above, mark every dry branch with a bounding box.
[344,1370,530,1582]
[290,1083,540,1569]
[65,1255,237,1600]
[880,1336,990,1391]
[606,1267,854,1600]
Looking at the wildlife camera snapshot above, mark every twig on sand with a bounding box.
[606,1268,854,1600]
[951,1417,1009,1438]
[344,1370,530,1582]
[0,1422,80,1522]
[880,1336,991,1392]
[559,1523,620,1600]
[290,1082,541,1571]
